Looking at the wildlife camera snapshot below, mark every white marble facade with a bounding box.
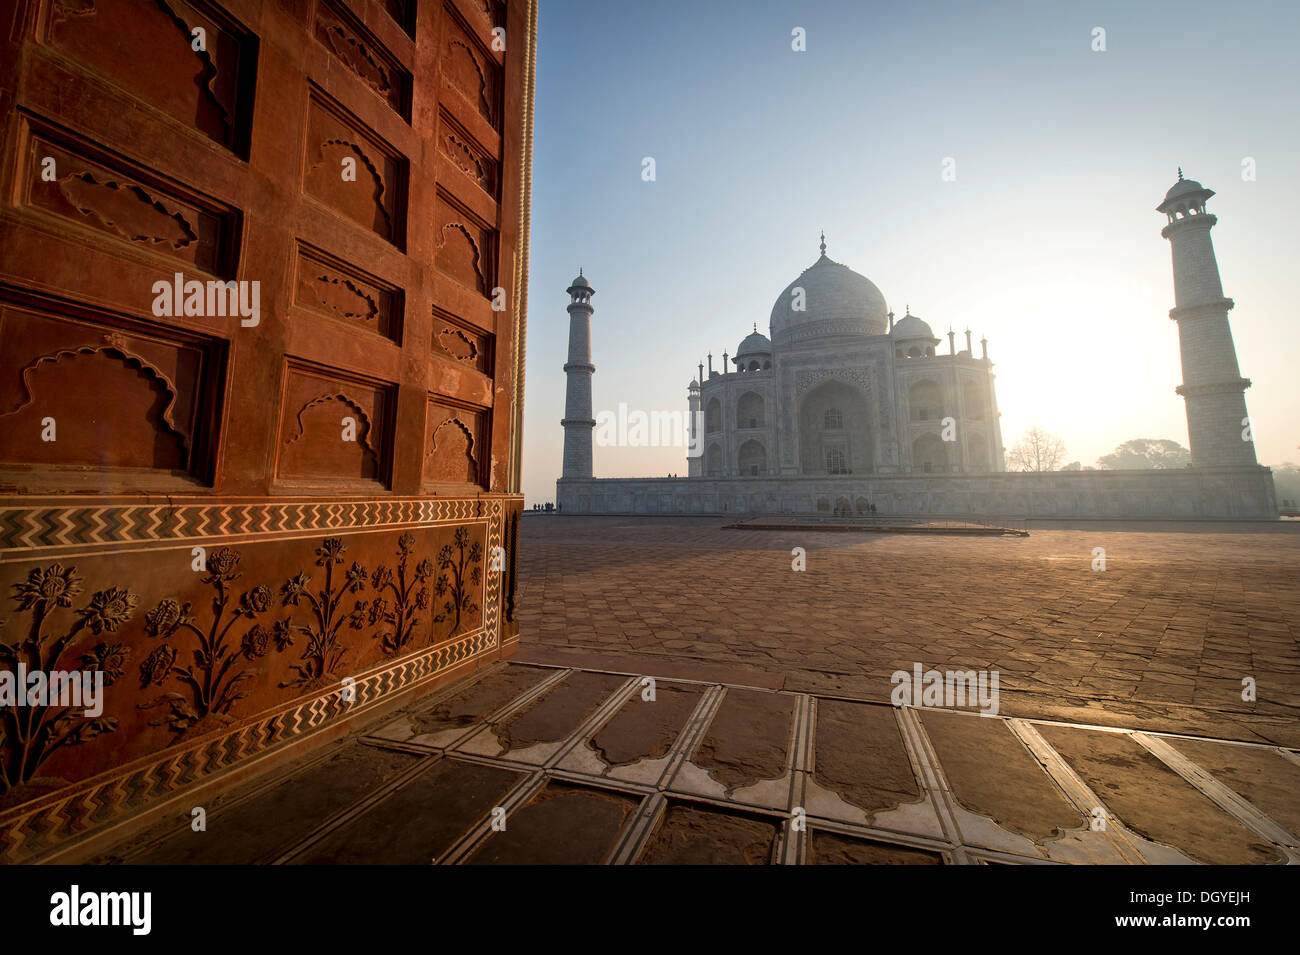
[559,194,1278,520]
[686,239,1004,484]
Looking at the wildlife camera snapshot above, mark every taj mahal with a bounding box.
[556,174,1277,520]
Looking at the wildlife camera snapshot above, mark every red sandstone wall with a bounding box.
[0,0,533,861]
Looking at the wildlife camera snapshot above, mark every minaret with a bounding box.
[1157,171,1257,468]
[687,378,702,477]
[561,271,596,478]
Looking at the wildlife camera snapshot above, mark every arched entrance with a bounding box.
[912,433,948,473]
[798,380,872,475]
[737,439,767,475]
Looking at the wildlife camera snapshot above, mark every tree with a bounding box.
[1006,426,1068,472]
[1097,438,1190,470]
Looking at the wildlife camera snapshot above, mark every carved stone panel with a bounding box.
[0,296,220,481]
[294,242,401,343]
[22,125,236,276]
[438,112,498,199]
[44,0,256,155]
[424,396,487,487]
[304,89,406,248]
[277,360,395,487]
[440,6,501,130]
[432,308,492,374]
[434,193,493,296]
[314,0,412,121]
[0,514,498,861]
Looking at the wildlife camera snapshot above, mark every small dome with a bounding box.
[688,379,700,391]
[892,313,936,340]
[1164,177,1205,201]
[566,271,595,299]
[735,329,771,357]
[1157,170,1216,215]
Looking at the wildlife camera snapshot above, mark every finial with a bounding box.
[753,322,757,333]
[819,231,826,256]
[579,266,583,276]
[905,303,910,315]
[1177,167,1184,181]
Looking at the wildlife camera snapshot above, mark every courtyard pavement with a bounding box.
[94,658,1300,865]
[90,516,1300,865]
[516,516,1300,747]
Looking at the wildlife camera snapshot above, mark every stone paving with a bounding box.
[90,515,1300,864]
[93,660,1300,865]
[515,516,1300,747]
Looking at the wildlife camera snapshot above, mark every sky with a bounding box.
[519,0,1300,505]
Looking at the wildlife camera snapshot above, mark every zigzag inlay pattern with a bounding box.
[0,497,497,557]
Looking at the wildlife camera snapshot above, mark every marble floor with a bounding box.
[94,659,1300,865]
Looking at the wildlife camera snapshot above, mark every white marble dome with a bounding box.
[769,251,889,345]
[892,312,937,341]
[1164,176,1206,202]
[735,328,772,357]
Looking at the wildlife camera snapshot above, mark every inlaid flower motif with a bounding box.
[241,624,272,659]
[203,547,241,582]
[348,601,368,630]
[82,641,130,684]
[238,585,272,616]
[12,563,83,611]
[397,531,416,555]
[281,573,312,605]
[144,598,190,637]
[371,565,394,590]
[140,644,177,686]
[316,538,346,565]
[346,562,369,593]
[79,587,139,634]
[368,596,389,625]
[272,618,295,651]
